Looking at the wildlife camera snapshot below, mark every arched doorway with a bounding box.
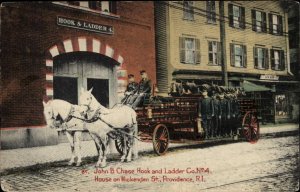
[53,52,119,106]
[44,37,127,107]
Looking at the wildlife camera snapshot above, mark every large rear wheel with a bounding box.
[152,124,169,155]
[242,111,259,143]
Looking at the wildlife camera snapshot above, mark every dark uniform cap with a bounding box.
[128,74,134,78]
[140,70,146,74]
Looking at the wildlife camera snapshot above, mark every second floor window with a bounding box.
[208,41,221,65]
[68,1,117,14]
[206,1,216,23]
[229,4,245,29]
[180,37,200,64]
[230,44,247,68]
[269,14,283,35]
[251,10,267,32]
[254,47,269,69]
[183,1,194,20]
[271,49,285,70]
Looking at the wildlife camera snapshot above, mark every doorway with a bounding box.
[53,76,78,104]
[87,78,109,107]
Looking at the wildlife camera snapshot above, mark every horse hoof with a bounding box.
[68,162,75,166]
[126,159,132,162]
[120,159,125,163]
[76,162,82,167]
[100,163,107,168]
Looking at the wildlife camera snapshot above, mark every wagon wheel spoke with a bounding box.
[153,124,169,155]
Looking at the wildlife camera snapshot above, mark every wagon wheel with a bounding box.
[242,111,259,143]
[152,124,169,155]
[115,137,126,155]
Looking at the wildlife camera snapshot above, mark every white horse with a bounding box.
[79,88,139,167]
[43,99,92,167]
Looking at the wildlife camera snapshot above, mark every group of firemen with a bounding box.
[199,88,241,139]
[122,70,152,109]
[122,72,241,139]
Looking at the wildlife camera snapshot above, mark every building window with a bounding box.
[179,37,200,64]
[269,14,283,35]
[183,1,194,20]
[230,44,247,67]
[228,4,245,29]
[251,10,267,32]
[271,49,285,70]
[208,41,221,65]
[68,1,117,14]
[254,47,268,69]
[206,1,216,23]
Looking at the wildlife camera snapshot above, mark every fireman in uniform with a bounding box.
[122,74,138,105]
[218,92,230,137]
[129,70,152,109]
[199,90,214,139]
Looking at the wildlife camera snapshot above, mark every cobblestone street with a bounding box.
[1,133,299,192]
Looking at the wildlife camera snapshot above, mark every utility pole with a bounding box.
[219,1,228,87]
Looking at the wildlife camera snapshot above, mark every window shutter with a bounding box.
[253,47,258,69]
[195,39,201,64]
[278,15,283,35]
[269,13,273,34]
[240,7,246,29]
[228,4,234,27]
[280,50,285,70]
[262,12,267,32]
[264,48,269,69]
[243,45,247,68]
[217,42,222,65]
[179,37,186,63]
[252,10,256,31]
[230,43,235,66]
[110,1,117,14]
[206,1,210,20]
[270,49,275,70]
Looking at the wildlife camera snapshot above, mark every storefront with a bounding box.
[1,2,155,149]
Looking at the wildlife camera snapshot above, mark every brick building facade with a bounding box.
[1,2,156,149]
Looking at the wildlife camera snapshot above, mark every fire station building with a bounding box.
[1,2,155,149]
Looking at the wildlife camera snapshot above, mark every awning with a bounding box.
[242,80,272,92]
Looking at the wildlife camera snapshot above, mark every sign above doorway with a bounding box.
[57,16,114,35]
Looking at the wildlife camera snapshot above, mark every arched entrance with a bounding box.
[44,37,127,107]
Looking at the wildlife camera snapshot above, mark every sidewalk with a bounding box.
[0,123,298,174]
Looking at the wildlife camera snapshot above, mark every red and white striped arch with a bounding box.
[44,36,127,101]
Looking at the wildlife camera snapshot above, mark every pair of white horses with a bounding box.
[43,88,138,168]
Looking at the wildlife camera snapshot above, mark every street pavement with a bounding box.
[0,123,299,191]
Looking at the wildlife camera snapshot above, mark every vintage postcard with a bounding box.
[0,1,299,191]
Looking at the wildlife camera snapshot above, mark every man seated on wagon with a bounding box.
[128,70,152,109]
[121,74,138,105]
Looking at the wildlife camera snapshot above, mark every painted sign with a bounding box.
[57,16,114,34]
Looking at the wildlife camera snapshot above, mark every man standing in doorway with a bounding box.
[129,70,152,109]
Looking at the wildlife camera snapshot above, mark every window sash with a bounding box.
[233,5,240,27]
[184,1,194,20]
[233,44,245,67]
[208,41,219,65]
[207,1,216,23]
[257,48,264,69]
[185,38,196,64]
